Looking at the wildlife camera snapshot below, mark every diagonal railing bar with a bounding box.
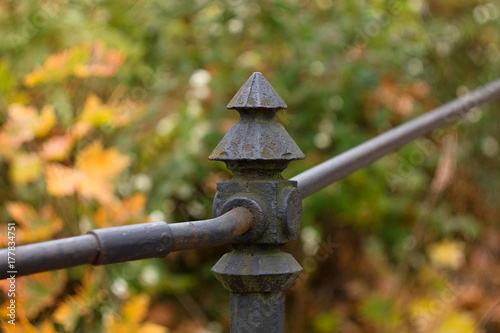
[292,79,500,199]
[0,207,253,280]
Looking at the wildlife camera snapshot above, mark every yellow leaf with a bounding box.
[79,94,144,128]
[53,300,82,331]
[53,302,72,325]
[0,104,57,156]
[436,311,476,333]
[24,42,124,87]
[4,203,63,244]
[39,321,58,333]
[123,294,150,324]
[33,105,56,138]
[53,269,104,331]
[2,318,38,333]
[429,240,465,270]
[76,141,129,179]
[19,206,64,243]
[137,323,169,333]
[0,271,66,322]
[45,141,128,204]
[44,164,80,196]
[80,94,115,126]
[9,153,42,185]
[23,44,90,87]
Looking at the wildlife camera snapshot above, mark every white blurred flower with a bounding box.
[139,266,160,286]
[189,69,211,88]
[148,210,166,222]
[189,69,212,100]
[156,114,178,136]
[482,136,499,157]
[228,18,244,34]
[309,61,325,76]
[133,174,152,192]
[301,226,321,256]
[111,278,129,299]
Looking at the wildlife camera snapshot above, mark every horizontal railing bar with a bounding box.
[0,207,254,280]
[292,78,500,198]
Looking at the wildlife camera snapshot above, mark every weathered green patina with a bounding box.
[210,72,304,332]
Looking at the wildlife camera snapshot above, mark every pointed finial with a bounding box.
[209,73,304,164]
[227,72,287,110]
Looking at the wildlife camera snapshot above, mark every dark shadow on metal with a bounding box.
[292,78,500,199]
[0,207,253,279]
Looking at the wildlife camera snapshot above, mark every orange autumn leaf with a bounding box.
[52,302,74,330]
[33,105,56,138]
[76,141,130,179]
[103,294,168,333]
[93,193,147,228]
[24,44,89,87]
[41,135,74,161]
[136,323,169,333]
[45,142,129,204]
[6,202,37,228]
[45,164,115,203]
[19,206,64,243]
[2,318,39,333]
[122,193,147,219]
[0,132,18,160]
[45,164,80,196]
[39,321,59,333]
[0,271,66,322]
[123,294,150,324]
[68,121,92,141]
[77,173,115,204]
[0,104,57,160]
[24,42,124,87]
[79,93,144,128]
[6,105,40,137]
[4,203,63,244]
[53,269,105,331]
[2,105,39,145]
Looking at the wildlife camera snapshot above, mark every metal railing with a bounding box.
[1,72,500,332]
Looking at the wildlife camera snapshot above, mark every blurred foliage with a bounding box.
[0,0,500,332]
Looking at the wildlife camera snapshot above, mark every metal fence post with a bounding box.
[209,73,305,332]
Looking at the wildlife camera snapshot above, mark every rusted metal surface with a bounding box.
[292,78,500,198]
[210,72,304,165]
[227,71,288,110]
[213,245,302,333]
[0,235,99,280]
[210,73,304,332]
[171,207,254,251]
[89,221,173,265]
[0,207,253,279]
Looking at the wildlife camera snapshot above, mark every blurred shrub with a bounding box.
[0,0,499,332]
